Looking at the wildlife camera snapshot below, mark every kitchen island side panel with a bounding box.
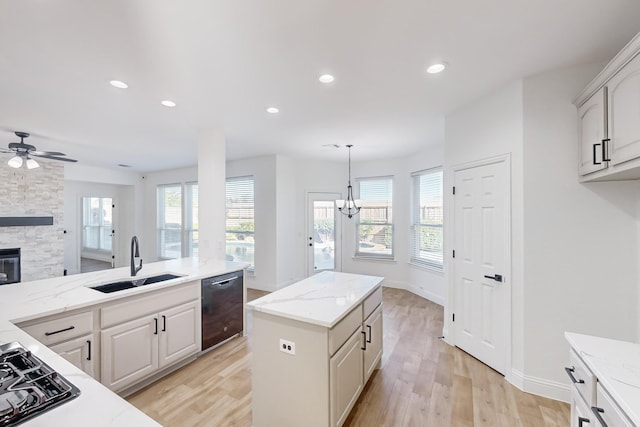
[251,310,329,427]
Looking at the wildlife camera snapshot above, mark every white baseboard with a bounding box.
[507,369,570,403]
[382,280,444,306]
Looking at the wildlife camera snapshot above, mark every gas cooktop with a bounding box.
[0,342,80,426]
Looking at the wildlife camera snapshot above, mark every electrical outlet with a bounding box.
[279,339,296,355]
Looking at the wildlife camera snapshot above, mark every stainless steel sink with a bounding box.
[90,273,182,293]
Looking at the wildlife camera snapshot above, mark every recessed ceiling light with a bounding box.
[266,107,279,114]
[110,80,128,89]
[426,63,446,74]
[319,74,335,84]
[161,100,177,107]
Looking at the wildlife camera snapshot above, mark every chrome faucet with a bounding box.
[131,236,143,276]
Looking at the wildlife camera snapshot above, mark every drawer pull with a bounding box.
[591,407,607,427]
[44,325,75,336]
[593,143,602,165]
[578,416,590,426]
[602,138,611,162]
[564,366,585,384]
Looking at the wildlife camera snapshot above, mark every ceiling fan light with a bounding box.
[8,156,23,168]
[26,158,40,169]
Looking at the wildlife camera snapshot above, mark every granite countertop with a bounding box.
[565,332,640,425]
[246,271,384,328]
[0,257,247,427]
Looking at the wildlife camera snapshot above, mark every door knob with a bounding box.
[484,274,503,282]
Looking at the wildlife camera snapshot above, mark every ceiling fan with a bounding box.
[0,131,78,169]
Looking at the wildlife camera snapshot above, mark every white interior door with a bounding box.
[307,192,341,276]
[453,158,509,374]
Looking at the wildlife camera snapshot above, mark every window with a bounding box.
[226,176,255,271]
[185,182,199,257]
[157,182,198,259]
[82,197,112,252]
[410,168,443,270]
[356,177,393,259]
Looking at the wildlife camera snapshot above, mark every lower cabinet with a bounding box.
[19,309,98,379]
[363,304,383,384]
[49,334,95,378]
[330,329,364,427]
[101,300,199,392]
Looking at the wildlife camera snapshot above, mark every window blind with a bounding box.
[356,177,393,258]
[410,168,443,269]
[226,176,255,271]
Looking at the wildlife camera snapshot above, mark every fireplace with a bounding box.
[0,248,20,284]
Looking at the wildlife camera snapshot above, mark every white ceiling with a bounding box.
[1,1,639,172]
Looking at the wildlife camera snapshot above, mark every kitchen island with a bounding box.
[247,271,384,427]
[0,257,247,427]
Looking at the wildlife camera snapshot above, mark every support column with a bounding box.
[197,129,226,261]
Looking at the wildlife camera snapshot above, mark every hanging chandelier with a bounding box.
[336,144,361,218]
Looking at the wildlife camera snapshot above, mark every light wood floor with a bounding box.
[127,288,569,426]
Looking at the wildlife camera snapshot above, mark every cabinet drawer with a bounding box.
[101,282,199,328]
[22,311,93,346]
[593,383,634,427]
[567,349,596,406]
[363,286,382,320]
[329,305,362,356]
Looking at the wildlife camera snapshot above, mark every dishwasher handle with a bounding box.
[207,276,239,287]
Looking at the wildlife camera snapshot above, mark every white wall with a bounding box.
[342,147,446,304]
[227,156,277,291]
[227,151,446,300]
[444,80,525,377]
[521,64,639,397]
[443,63,640,402]
[63,180,137,273]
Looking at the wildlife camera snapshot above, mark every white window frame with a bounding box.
[410,167,443,271]
[225,175,255,273]
[157,182,198,259]
[355,176,394,260]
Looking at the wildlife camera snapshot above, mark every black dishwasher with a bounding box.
[201,270,244,351]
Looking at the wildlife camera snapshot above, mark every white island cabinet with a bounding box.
[565,332,640,426]
[247,271,384,427]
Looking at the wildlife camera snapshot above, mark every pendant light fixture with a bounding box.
[336,144,361,218]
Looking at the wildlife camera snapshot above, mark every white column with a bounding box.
[197,129,226,261]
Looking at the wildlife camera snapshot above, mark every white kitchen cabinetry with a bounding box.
[578,88,608,176]
[607,53,640,167]
[19,310,97,378]
[575,32,640,181]
[50,335,95,377]
[249,272,384,427]
[565,332,639,427]
[101,283,200,392]
[330,329,364,427]
[362,303,383,383]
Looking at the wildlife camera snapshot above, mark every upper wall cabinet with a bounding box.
[575,32,640,181]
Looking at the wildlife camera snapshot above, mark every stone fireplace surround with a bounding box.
[0,161,64,282]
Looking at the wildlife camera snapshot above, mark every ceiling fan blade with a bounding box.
[0,148,14,153]
[31,150,65,156]
[8,142,36,151]
[31,154,78,162]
